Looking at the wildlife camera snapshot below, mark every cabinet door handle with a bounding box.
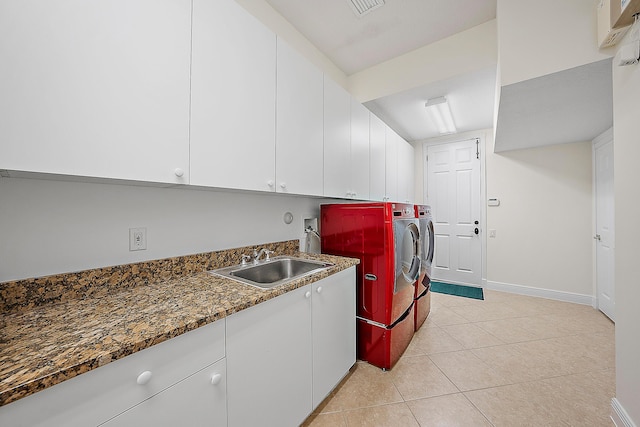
[280,182,287,189]
[136,371,153,385]
[316,286,323,294]
[210,373,222,385]
[305,291,311,299]
[267,180,274,188]
[174,168,184,177]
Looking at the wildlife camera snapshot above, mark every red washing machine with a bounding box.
[321,202,420,370]
[414,205,434,330]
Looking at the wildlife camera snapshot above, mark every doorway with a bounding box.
[594,130,615,321]
[425,139,482,286]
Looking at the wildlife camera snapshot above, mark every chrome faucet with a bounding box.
[252,248,274,264]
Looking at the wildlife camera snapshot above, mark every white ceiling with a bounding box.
[365,67,497,141]
[264,0,497,75]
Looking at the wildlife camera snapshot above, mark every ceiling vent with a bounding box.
[347,0,385,17]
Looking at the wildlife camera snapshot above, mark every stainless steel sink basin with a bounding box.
[209,256,333,289]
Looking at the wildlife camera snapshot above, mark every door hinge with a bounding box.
[476,138,480,160]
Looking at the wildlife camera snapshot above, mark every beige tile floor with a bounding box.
[303,289,615,427]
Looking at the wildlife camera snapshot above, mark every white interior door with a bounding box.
[595,139,615,321]
[426,140,481,286]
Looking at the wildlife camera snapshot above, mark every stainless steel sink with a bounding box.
[209,256,333,289]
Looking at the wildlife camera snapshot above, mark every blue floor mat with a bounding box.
[430,281,484,300]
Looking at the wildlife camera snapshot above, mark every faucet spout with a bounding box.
[252,248,274,264]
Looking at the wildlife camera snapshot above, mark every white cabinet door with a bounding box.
[350,100,370,200]
[276,39,324,196]
[0,0,191,184]
[101,359,227,427]
[397,139,415,203]
[312,267,356,408]
[323,77,351,198]
[226,285,313,427]
[385,127,399,202]
[190,0,276,192]
[369,113,387,202]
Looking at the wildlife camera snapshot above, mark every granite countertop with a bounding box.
[0,251,358,407]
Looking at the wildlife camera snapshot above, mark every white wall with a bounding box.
[0,177,325,282]
[612,31,640,425]
[486,141,593,301]
[497,0,613,86]
[347,20,497,102]
[235,0,348,88]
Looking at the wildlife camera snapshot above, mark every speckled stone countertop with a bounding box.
[0,241,358,407]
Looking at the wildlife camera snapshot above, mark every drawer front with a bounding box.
[0,319,225,427]
[100,358,227,427]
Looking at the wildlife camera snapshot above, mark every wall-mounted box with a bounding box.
[598,0,630,47]
[613,0,640,29]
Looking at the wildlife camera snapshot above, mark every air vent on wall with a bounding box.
[348,0,385,17]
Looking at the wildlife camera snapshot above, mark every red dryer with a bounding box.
[414,204,434,330]
[321,202,420,370]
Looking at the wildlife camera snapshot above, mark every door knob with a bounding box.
[594,234,601,241]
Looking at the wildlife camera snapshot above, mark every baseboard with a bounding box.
[485,280,595,306]
[611,398,637,427]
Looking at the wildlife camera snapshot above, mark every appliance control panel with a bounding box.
[391,203,415,218]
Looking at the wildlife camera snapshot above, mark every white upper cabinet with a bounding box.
[276,39,324,196]
[190,0,276,192]
[397,139,415,203]
[0,0,191,184]
[323,77,351,198]
[369,113,387,202]
[350,99,370,200]
[385,126,399,202]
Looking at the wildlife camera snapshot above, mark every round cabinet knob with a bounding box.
[305,291,311,299]
[136,371,153,385]
[174,168,184,177]
[316,286,323,294]
[210,373,222,385]
[280,182,287,189]
[267,180,274,187]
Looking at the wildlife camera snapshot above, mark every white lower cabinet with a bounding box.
[312,268,357,407]
[226,285,313,427]
[226,266,356,427]
[0,269,356,427]
[101,359,227,426]
[0,319,225,427]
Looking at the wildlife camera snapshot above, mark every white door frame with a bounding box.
[422,130,487,288]
[592,127,615,319]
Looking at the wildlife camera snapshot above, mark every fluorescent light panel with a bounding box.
[425,97,457,134]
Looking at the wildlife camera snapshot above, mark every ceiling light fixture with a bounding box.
[347,0,385,17]
[425,97,457,134]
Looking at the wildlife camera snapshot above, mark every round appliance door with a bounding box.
[421,219,434,271]
[393,219,421,294]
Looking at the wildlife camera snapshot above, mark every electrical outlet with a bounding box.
[489,229,496,238]
[129,227,147,251]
